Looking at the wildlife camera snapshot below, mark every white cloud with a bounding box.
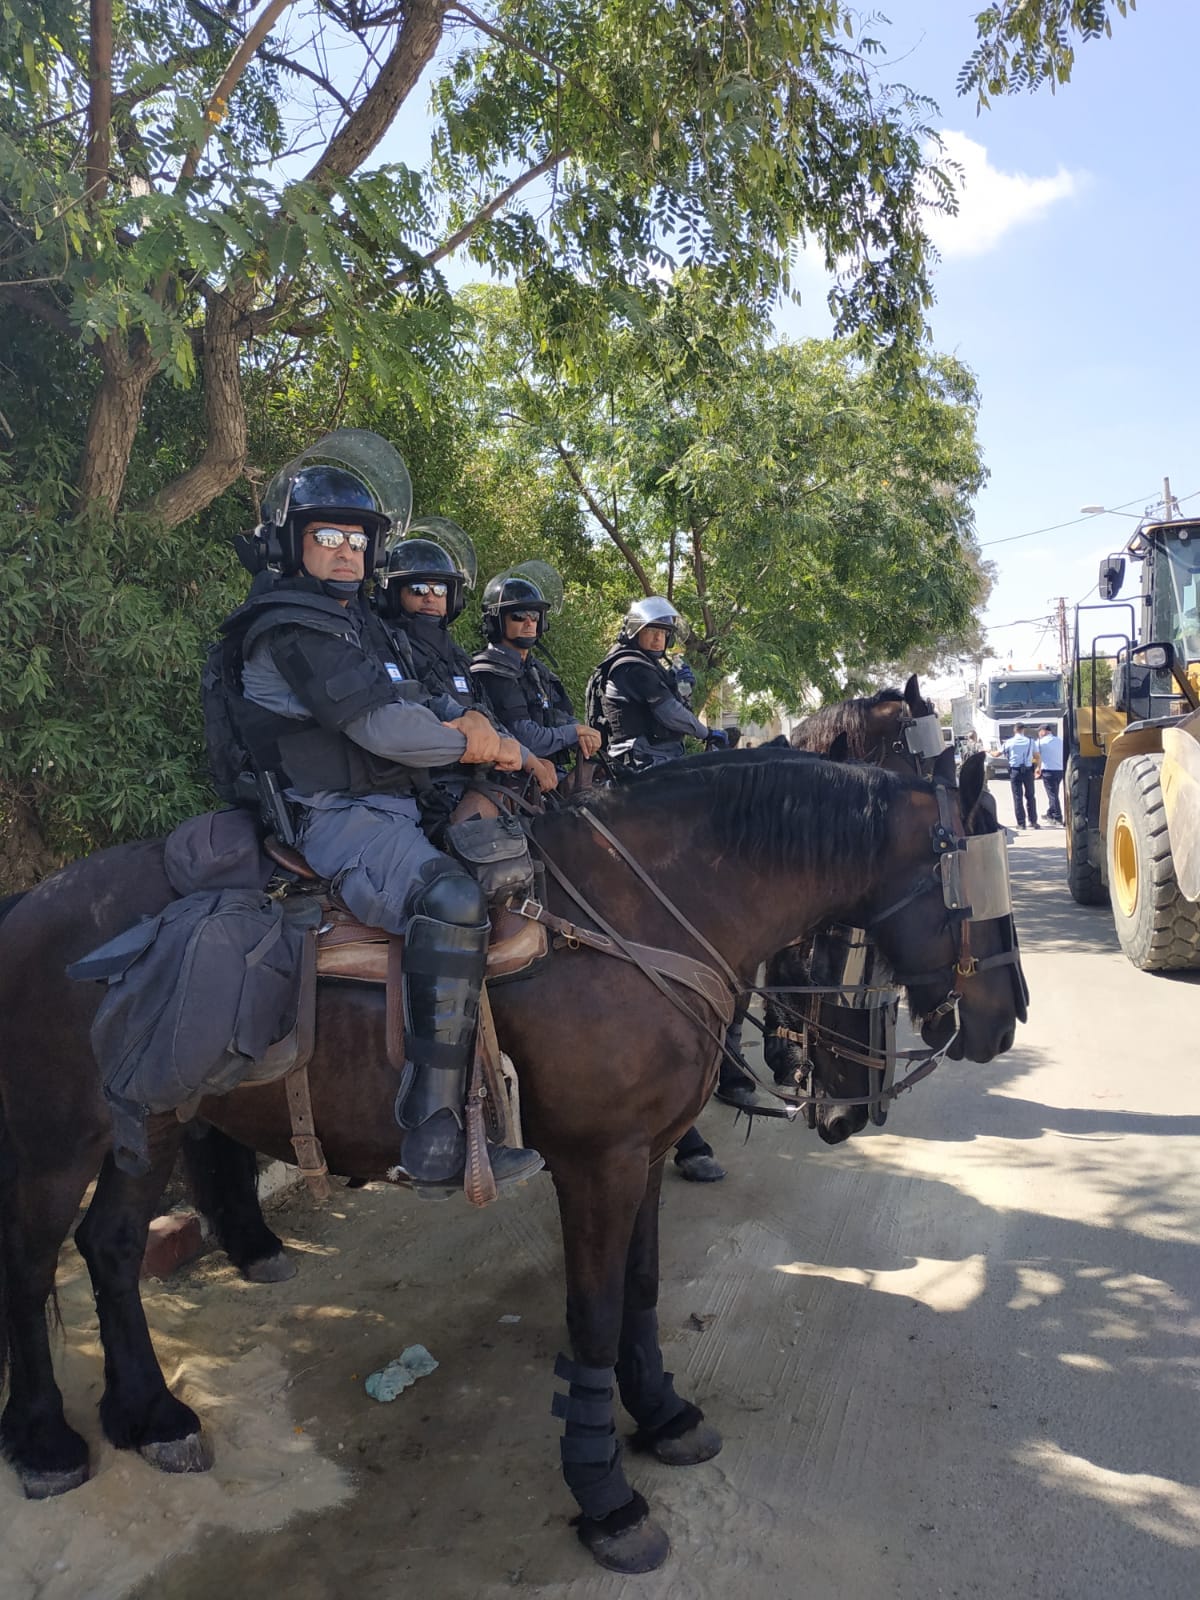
[925,130,1084,260]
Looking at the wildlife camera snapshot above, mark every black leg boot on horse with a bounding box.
[395,866,543,1193]
[712,997,776,1112]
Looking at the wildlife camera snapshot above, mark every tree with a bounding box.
[961,2,1136,106]
[465,279,989,706]
[0,0,953,524]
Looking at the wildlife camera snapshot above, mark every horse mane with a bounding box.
[789,688,905,759]
[579,749,900,881]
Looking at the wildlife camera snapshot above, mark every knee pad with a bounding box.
[407,859,487,928]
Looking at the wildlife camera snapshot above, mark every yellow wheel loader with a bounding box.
[1065,516,1200,970]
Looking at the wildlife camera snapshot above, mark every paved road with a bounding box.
[4,809,1198,1600]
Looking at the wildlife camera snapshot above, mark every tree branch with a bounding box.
[552,440,653,595]
[260,48,356,118]
[417,149,570,273]
[178,0,300,188]
[86,0,114,204]
[307,0,447,185]
[0,285,75,337]
[689,514,716,642]
[135,288,250,527]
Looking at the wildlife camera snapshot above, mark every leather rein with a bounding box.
[509,781,1001,1118]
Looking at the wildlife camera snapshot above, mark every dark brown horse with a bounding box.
[766,675,944,1142]
[0,748,1023,1571]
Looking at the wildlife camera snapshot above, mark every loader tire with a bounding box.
[1106,753,1200,970]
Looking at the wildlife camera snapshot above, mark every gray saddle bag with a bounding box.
[69,888,320,1174]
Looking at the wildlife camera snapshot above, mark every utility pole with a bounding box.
[1050,596,1070,673]
[1163,475,1177,520]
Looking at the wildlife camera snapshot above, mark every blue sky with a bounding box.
[367,3,1198,690]
[775,2,1200,686]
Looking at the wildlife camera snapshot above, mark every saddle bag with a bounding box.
[444,812,535,905]
[69,889,321,1175]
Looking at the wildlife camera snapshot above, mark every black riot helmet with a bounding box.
[281,465,389,574]
[237,430,412,592]
[481,561,564,644]
[374,516,477,622]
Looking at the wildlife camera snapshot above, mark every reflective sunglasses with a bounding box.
[308,526,370,552]
[405,580,449,597]
[506,609,542,623]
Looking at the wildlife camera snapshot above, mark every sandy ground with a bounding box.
[3,805,1199,1600]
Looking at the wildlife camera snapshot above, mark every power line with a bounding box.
[978,488,1200,550]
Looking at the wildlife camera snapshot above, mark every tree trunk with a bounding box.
[0,791,59,890]
[77,341,160,515]
[137,289,249,528]
[308,0,447,184]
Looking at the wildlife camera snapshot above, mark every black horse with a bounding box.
[0,748,1024,1571]
[764,675,945,1142]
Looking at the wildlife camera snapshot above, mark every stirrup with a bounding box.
[405,1142,545,1198]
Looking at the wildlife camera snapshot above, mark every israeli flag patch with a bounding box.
[454,675,470,693]
[384,661,405,683]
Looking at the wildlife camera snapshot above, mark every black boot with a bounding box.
[395,869,542,1193]
[713,1008,775,1112]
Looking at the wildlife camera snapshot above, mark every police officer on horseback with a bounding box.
[374,525,558,795]
[470,562,602,778]
[212,432,542,1193]
[591,597,727,771]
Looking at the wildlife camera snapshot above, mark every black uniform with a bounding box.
[387,610,479,713]
[592,644,708,770]
[471,642,579,770]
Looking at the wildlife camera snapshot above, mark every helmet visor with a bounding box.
[264,429,413,536]
[405,516,478,589]
[496,559,563,614]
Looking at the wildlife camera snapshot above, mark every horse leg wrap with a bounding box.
[617,1306,693,1438]
[551,1354,633,1521]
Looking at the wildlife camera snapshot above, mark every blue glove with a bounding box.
[705,727,729,748]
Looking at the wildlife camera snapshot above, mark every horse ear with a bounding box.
[958,750,988,822]
[826,731,851,764]
[932,743,957,785]
[903,674,924,715]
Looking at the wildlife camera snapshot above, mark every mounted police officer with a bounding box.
[470,562,602,777]
[374,524,558,796]
[213,431,542,1193]
[588,597,759,1178]
[590,597,727,771]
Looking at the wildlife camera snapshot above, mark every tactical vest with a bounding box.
[471,645,573,731]
[390,615,478,711]
[207,585,420,802]
[592,646,683,748]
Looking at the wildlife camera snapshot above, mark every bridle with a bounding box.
[864,776,1026,1027]
[512,754,1024,1121]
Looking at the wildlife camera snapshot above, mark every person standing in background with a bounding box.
[1036,724,1064,824]
[1001,722,1040,830]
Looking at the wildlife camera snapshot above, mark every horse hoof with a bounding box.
[20,1462,90,1500]
[241,1251,297,1284]
[649,1420,723,1466]
[576,1508,670,1573]
[139,1431,213,1474]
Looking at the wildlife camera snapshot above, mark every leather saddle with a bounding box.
[261,836,548,986]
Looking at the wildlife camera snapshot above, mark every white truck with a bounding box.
[976,669,1066,776]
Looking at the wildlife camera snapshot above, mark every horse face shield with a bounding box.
[902,714,945,765]
[940,832,1013,924]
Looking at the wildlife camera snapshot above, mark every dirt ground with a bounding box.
[3,827,1199,1599]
